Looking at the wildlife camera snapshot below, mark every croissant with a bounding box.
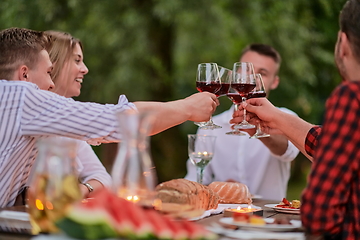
[155,179,219,210]
[208,181,252,204]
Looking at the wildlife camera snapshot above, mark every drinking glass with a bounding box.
[194,63,222,130]
[248,74,270,138]
[216,66,232,97]
[27,138,82,234]
[231,62,256,129]
[188,134,216,184]
[225,87,246,136]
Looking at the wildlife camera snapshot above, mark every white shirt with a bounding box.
[185,105,299,201]
[0,80,135,207]
[75,140,112,187]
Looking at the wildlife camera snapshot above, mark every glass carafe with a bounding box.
[27,137,81,234]
[111,109,157,207]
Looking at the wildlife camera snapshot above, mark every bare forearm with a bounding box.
[275,111,314,160]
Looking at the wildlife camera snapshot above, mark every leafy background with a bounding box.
[1,0,346,200]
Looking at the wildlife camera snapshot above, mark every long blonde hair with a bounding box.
[44,31,83,95]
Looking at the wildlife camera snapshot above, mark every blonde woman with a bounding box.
[45,30,111,197]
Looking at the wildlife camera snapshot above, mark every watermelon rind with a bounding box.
[56,217,117,240]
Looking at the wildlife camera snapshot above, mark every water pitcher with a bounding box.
[111,109,157,207]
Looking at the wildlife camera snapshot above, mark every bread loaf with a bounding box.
[155,179,219,210]
[208,181,252,204]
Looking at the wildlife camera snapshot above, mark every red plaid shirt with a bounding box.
[301,81,360,240]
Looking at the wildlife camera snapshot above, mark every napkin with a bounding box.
[0,210,32,234]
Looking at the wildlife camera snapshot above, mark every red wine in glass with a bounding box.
[196,82,221,95]
[231,83,256,97]
[215,83,231,97]
[247,91,267,99]
[226,92,242,104]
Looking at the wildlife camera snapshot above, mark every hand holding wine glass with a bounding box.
[194,63,222,129]
[231,62,256,129]
[248,74,270,138]
[225,87,246,136]
[188,134,216,184]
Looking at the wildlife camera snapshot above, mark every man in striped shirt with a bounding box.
[0,27,219,207]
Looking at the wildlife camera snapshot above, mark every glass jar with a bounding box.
[27,137,81,234]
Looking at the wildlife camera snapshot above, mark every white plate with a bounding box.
[218,204,261,210]
[208,225,305,239]
[219,217,302,232]
[264,204,300,214]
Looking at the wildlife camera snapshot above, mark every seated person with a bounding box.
[0,27,218,207]
[185,44,299,201]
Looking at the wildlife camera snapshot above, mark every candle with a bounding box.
[224,206,263,217]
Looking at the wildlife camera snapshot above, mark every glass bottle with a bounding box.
[27,137,81,234]
[111,109,157,207]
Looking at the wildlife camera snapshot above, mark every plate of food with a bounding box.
[219,217,302,232]
[264,198,301,214]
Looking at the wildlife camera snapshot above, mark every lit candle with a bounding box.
[126,195,140,203]
[224,205,263,217]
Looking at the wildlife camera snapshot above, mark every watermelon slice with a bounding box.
[55,203,117,240]
[180,220,217,240]
[144,208,173,239]
[161,216,189,240]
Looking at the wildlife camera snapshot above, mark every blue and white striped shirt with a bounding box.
[0,80,135,207]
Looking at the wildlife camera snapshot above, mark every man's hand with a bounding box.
[230,98,284,135]
[182,92,219,122]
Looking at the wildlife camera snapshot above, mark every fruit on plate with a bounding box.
[276,197,301,209]
[56,188,216,240]
[233,212,265,225]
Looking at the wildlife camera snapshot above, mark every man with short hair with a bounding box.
[185,44,299,201]
[234,0,360,238]
[0,27,219,208]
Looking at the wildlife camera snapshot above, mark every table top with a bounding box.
[0,198,303,240]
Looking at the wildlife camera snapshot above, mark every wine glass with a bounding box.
[231,62,256,129]
[188,134,216,184]
[225,87,246,136]
[248,74,270,138]
[194,63,222,130]
[216,66,232,97]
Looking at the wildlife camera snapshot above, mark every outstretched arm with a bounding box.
[231,98,314,160]
[135,92,219,135]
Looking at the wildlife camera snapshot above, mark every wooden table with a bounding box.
[0,199,302,239]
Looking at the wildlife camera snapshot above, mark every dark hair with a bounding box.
[339,0,360,63]
[0,27,50,80]
[241,43,282,66]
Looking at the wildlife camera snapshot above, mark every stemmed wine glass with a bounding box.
[248,74,270,138]
[225,87,246,136]
[216,66,232,97]
[194,63,222,130]
[188,134,216,184]
[231,62,256,129]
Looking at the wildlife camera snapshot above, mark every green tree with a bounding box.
[0,0,346,194]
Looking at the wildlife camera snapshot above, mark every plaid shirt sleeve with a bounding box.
[301,82,360,238]
[304,126,322,157]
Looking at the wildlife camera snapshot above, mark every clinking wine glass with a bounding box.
[225,87,246,136]
[194,63,222,130]
[231,62,256,129]
[248,74,270,138]
[216,66,232,97]
[188,134,216,184]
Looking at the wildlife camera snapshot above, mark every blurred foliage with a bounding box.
[0,0,347,190]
